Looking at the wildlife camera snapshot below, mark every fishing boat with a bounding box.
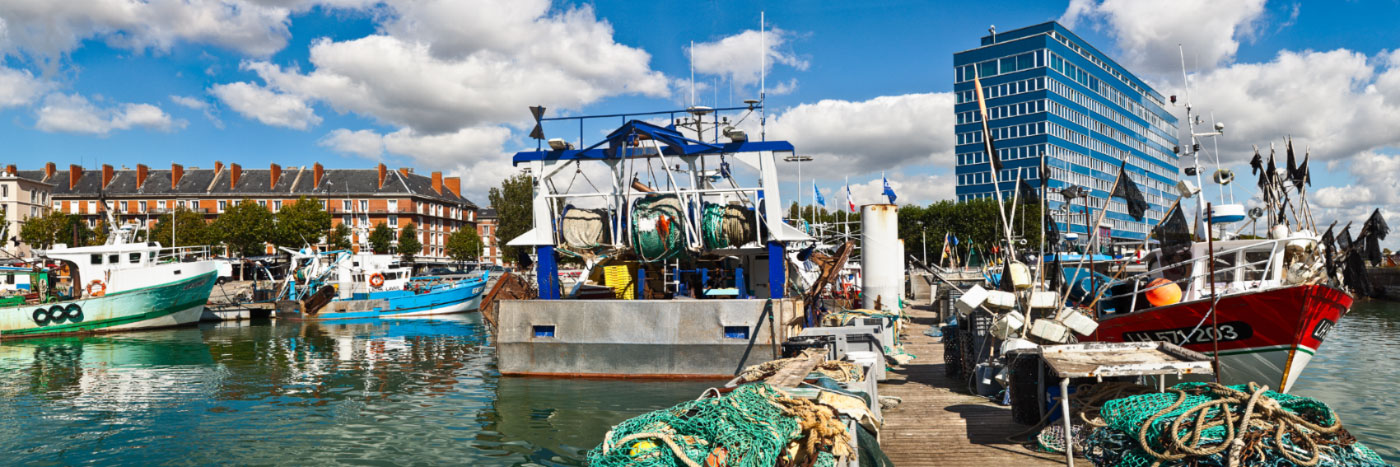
[273,250,490,320]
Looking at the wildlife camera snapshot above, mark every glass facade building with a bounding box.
[952,22,1179,241]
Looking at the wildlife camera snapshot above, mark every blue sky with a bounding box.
[0,0,1397,245]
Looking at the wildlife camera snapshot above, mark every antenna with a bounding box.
[689,40,696,108]
[760,11,767,141]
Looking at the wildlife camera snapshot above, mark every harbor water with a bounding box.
[0,303,1395,465]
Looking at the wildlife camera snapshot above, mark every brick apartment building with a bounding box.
[476,207,502,266]
[16,161,478,263]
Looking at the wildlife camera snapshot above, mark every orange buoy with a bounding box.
[1144,278,1182,307]
[704,446,728,467]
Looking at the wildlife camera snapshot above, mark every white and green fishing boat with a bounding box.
[1,219,220,338]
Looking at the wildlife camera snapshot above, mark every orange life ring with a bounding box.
[368,273,385,288]
[87,280,107,297]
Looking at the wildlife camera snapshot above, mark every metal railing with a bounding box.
[1099,238,1288,309]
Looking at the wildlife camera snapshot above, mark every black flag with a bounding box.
[1154,203,1192,259]
[1018,178,1040,205]
[1320,226,1337,279]
[1365,208,1390,240]
[1297,152,1311,189]
[1344,249,1374,296]
[1249,149,1263,176]
[1110,162,1150,221]
[1363,209,1389,266]
[1266,148,1278,186]
[1338,225,1353,251]
[1286,138,1300,186]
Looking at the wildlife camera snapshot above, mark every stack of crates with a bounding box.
[603,265,635,300]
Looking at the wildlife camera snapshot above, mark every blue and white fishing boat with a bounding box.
[274,249,490,320]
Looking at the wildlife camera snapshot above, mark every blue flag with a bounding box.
[813,183,826,207]
[882,175,897,203]
[952,235,959,246]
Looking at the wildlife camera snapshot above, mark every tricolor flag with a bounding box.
[846,179,856,212]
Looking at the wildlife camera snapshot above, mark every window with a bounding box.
[129,252,142,263]
[218,200,227,213]
[177,200,187,210]
[0,185,6,198]
[343,215,351,226]
[388,199,398,212]
[343,200,352,212]
[108,254,119,264]
[91,254,102,265]
[388,215,398,227]
[88,200,97,214]
[157,200,166,211]
[139,201,148,213]
[258,200,267,208]
[273,200,282,211]
[359,200,368,212]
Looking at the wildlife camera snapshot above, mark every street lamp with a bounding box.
[918,220,927,265]
[784,154,813,228]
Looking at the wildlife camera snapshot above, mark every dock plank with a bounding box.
[876,304,1063,466]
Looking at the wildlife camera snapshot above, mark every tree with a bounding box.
[274,196,332,248]
[90,219,110,246]
[397,223,422,262]
[212,199,275,257]
[368,222,394,254]
[488,172,533,262]
[445,228,483,264]
[329,223,353,251]
[150,207,213,247]
[18,210,70,249]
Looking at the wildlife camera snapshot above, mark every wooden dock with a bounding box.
[878,303,1062,466]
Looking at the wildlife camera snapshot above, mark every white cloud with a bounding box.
[35,93,182,135]
[170,94,224,128]
[236,0,669,134]
[210,81,320,130]
[0,66,46,108]
[847,171,957,207]
[1059,0,1266,76]
[319,128,384,158]
[765,93,955,179]
[0,0,378,62]
[689,27,807,88]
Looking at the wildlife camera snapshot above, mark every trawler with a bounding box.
[272,249,490,320]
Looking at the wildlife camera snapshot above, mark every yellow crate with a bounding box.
[604,265,635,300]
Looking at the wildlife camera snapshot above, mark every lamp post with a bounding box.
[918,220,927,265]
[784,154,813,229]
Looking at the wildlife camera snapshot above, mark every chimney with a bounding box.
[377,163,387,189]
[102,164,114,188]
[431,171,443,195]
[398,167,413,176]
[270,163,282,187]
[69,164,83,190]
[171,163,184,187]
[44,162,56,181]
[4,164,14,175]
[214,161,224,174]
[313,163,324,187]
[229,163,242,189]
[444,177,461,197]
[136,164,149,187]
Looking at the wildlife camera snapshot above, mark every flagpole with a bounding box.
[972,68,1017,263]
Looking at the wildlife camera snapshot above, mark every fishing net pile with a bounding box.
[1083,382,1386,467]
[560,207,611,251]
[632,195,687,262]
[587,383,852,467]
[735,356,865,384]
[701,202,756,249]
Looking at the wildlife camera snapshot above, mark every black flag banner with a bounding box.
[1363,209,1390,266]
[1320,226,1337,279]
[1111,162,1150,221]
[1249,148,1263,176]
[1338,225,1353,252]
[1297,152,1311,189]
[1286,138,1300,186]
[1154,202,1193,272]
[1266,148,1278,186]
[1018,178,1040,205]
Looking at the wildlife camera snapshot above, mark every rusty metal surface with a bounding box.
[479,273,535,330]
[805,240,855,308]
[301,285,336,315]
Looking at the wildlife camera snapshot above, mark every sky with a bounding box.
[1,0,1398,247]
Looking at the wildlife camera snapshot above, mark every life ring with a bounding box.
[87,280,107,297]
[368,273,385,288]
[32,308,50,326]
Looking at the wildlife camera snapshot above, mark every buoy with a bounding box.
[628,440,659,456]
[87,280,107,297]
[704,446,728,466]
[368,273,385,288]
[1145,278,1182,307]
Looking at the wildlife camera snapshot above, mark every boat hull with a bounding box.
[281,278,487,321]
[0,271,218,338]
[1095,284,1350,393]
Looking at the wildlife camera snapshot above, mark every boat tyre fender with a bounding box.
[368,273,385,288]
[65,304,84,323]
[47,305,67,324]
[32,308,50,326]
[87,280,107,297]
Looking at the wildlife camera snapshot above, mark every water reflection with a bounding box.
[0,314,715,466]
[1291,300,1400,462]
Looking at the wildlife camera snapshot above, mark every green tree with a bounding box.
[90,219,109,246]
[19,210,69,249]
[150,207,213,247]
[212,199,275,257]
[445,228,483,264]
[274,196,332,248]
[488,172,533,262]
[368,222,394,254]
[329,223,353,251]
[397,223,422,262]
